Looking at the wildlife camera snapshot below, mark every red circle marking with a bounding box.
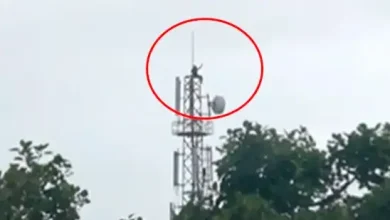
[145,17,264,120]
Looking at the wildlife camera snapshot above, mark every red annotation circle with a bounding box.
[145,17,264,120]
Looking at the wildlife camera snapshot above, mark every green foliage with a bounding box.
[215,121,332,214]
[355,179,390,220]
[173,202,212,220]
[327,123,390,190]
[212,193,288,220]
[293,205,353,220]
[3,121,390,220]
[0,140,90,220]
[177,121,390,220]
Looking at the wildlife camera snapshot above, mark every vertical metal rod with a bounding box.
[189,31,200,201]
[191,31,195,66]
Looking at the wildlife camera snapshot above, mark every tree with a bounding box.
[354,179,390,220]
[215,121,332,216]
[212,193,288,220]
[0,140,90,220]
[212,121,390,219]
[4,121,390,220]
[173,201,212,220]
[0,140,143,220]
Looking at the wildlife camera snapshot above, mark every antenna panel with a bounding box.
[205,147,213,182]
[175,77,181,114]
[173,151,179,186]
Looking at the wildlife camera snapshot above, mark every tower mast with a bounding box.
[170,32,214,219]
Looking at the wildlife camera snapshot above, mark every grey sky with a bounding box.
[0,0,389,219]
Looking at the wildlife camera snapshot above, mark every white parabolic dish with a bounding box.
[211,95,226,114]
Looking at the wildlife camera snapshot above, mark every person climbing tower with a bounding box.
[191,63,203,83]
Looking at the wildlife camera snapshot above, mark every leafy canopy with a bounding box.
[0,140,90,220]
[175,121,390,220]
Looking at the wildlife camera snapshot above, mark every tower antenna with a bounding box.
[191,31,195,66]
[170,32,227,220]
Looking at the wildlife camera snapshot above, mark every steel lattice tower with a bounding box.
[170,32,214,219]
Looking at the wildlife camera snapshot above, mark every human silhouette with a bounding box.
[191,64,203,83]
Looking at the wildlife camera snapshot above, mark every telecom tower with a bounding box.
[169,32,226,219]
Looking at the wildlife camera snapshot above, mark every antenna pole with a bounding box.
[191,31,195,66]
[171,32,215,219]
[189,31,197,197]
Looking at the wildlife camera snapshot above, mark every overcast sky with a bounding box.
[0,0,389,219]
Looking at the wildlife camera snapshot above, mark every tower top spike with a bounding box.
[191,31,195,66]
[170,32,226,219]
